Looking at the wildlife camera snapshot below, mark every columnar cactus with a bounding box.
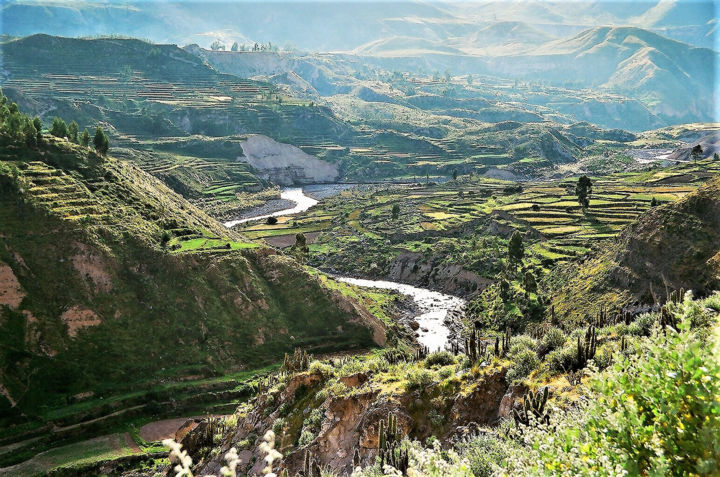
[512,387,550,427]
[576,325,597,369]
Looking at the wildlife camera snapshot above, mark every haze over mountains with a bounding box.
[2,0,717,126]
[2,0,717,51]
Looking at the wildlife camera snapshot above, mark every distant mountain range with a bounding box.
[2,0,716,51]
[1,1,717,125]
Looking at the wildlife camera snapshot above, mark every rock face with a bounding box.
[388,252,493,296]
[196,367,509,476]
[239,134,339,186]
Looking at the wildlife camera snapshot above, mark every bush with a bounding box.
[536,327,565,358]
[463,433,506,477]
[272,417,285,435]
[585,318,720,475]
[628,313,656,336]
[406,367,435,389]
[593,344,613,370]
[424,351,455,368]
[506,349,539,383]
[308,360,333,378]
[546,341,578,374]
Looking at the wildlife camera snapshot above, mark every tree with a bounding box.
[23,120,37,147]
[452,169,458,181]
[93,126,109,155]
[691,144,703,163]
[50,117,67,138]
[391,204,400,220]
[231,42,239,52]
[80,128,90,147]
[210,40,225,51]
[650,197,658,207]
[6,113,22,137]
[32,117,42,134]
[523,271,537,294]
[508,230,524,264]
[290,233,309,263]
[266,216,278,225]
[575,175,592,209]
[67,121,79,143]
[714,153,719,162]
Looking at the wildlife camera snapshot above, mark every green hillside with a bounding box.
[0,107,384,421]
[550,176,720,322]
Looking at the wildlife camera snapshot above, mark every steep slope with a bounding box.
[550,176,720,322]
[524,27,716,122]
[0,132,384,416]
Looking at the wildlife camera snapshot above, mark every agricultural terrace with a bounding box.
[235,157,719,280]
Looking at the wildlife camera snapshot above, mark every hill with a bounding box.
[496,26,717,124]
[0,110,384,419]
[551,176,720,322]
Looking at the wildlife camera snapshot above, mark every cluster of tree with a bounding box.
[50,117,109,155]
[0,91,42,147]
[212,41,285,52]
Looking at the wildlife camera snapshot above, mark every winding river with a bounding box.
[223,186,466,351]
[223,188,318,227]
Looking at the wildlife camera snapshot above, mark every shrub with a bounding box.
[272,417,285,435]
[506,335,536,361]
[536,327,565,358]
[546,341,578,374]
[584,318,720,475]
[438,366,454,380]
[506,349,539,383]
[424,351,455,367]
[593,344,613,370]
[406,367,435,389]
[705,293,720,312]
[308,360,333,378]
[298,429,315,447]
[463,433,506,477]
[627,313,656,336]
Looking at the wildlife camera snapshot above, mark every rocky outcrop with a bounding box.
[388,252,493,296]
[239,134,339,186]
[196,366,509,476]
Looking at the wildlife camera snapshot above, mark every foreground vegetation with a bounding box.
[158,292,719,476]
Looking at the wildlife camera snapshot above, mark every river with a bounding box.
[222,186,466,351]
[223,188,318,227]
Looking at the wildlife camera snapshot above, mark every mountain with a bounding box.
[551,175,720,322]
[0,121,384,415]
[2,0,716,50]
[490,26,717,123]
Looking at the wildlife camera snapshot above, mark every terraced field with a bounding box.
[232,158,719,287]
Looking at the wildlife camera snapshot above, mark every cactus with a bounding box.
[500,327,511,357]
[494,336,499,356]
[378,419,385,451]
[413,345,429,361]
[576,325,597,370]
[301,450,321,477]
[660,306,677,332]
[667,288,684,304]
[283,348,313,373]
[377,412,408,475]
[620,335,628,353]
[512,387,550,427]
[304,449,311,477]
